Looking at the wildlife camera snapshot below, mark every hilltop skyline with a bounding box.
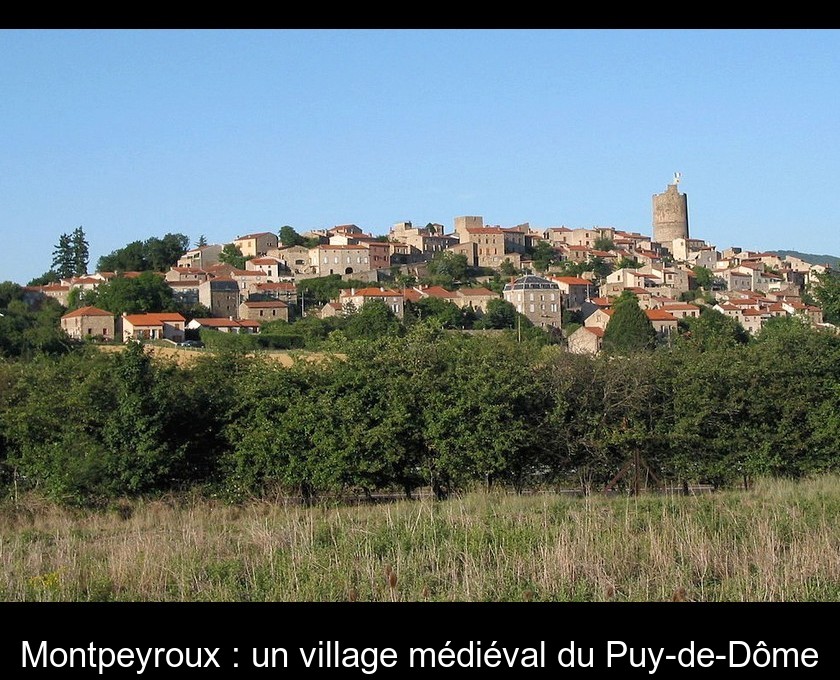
[2,29,840,285]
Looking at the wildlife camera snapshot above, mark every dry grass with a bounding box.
[1,476,838,602]
[96,343,334,367]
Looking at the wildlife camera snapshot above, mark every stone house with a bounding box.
[233,232,279,258]
[453,286,499,314]
[550,276,596,311]
[567,325,604,355]
[238,299,289,322]
[198,278,240,318]
[176,244,223,269]
[502,275,563,328]
[338,287,405,318]
[60,306,115,341]
[246,256,285,279]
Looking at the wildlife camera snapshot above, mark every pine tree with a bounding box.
[602,291,657,354]
[71,226,89,276]
[195,234,208,248]
[51,233,75,279]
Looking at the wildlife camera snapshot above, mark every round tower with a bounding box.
[652,174,689,248]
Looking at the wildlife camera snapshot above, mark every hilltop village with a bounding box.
[22,178,837,351]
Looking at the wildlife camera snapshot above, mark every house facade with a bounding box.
[238,300,289,322]
[60,306,115,341]
[233,232,279,258]
[502,275,563,328]
[119,313,186,343]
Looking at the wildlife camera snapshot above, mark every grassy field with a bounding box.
[1,476,838,602]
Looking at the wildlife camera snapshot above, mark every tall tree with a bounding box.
[602,291,657,354]
[194,234,208,248]
[70,226,89,276]
[810,269,840,325]
[51,233,75,279]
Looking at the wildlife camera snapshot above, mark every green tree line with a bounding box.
[0,314,837,506]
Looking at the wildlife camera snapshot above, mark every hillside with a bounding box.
[771,250,840,268]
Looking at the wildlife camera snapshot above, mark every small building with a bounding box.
[238,299,289,322]
[233,232,279,258]
[119,313,186,343]
[338,287,405,318]
[60,306,115,341]
[246,256,285,279]
[176,244,223,269]
[454,286,499,314]
[567,325,604,355]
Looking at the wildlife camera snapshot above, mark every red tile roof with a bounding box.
[242,300,288,308]
[341,287,402,297]
[552,276,591,285]
[457,287,496,296]
[645,309,678,321]
[61,306,113,319]
[123,313,186,326]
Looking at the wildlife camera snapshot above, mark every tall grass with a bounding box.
[1,476,838,602]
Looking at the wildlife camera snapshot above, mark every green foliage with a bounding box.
[1,292,839,506]
[76,272,175,315]
[499,258,519,277]
[217,244,247,270]
[810,269,840,325]
[97,233,189,273]
[614,256,642,270]
[27,271,60,287]
[404,297,472,329]
[692,265,714,290]
[279,225,306,247]
[530,240,559,272]
[343,300,404,341]
[676,306,750,350]
[296,275,369,308]
[71,227,90,277]
[198,329,258,352]
[0,281,24,309]
[593,236,615,252]
[51,232,76,279]
[602,291,656,354]
[476,298,518,330]
[425,251,468,288]
[0,297,72,359]
[1,346,190,504]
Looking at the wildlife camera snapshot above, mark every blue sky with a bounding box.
[2,28,840,285]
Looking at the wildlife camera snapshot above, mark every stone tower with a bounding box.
[652,175,689,249]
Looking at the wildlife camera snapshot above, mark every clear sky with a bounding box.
[2,28,840,286]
